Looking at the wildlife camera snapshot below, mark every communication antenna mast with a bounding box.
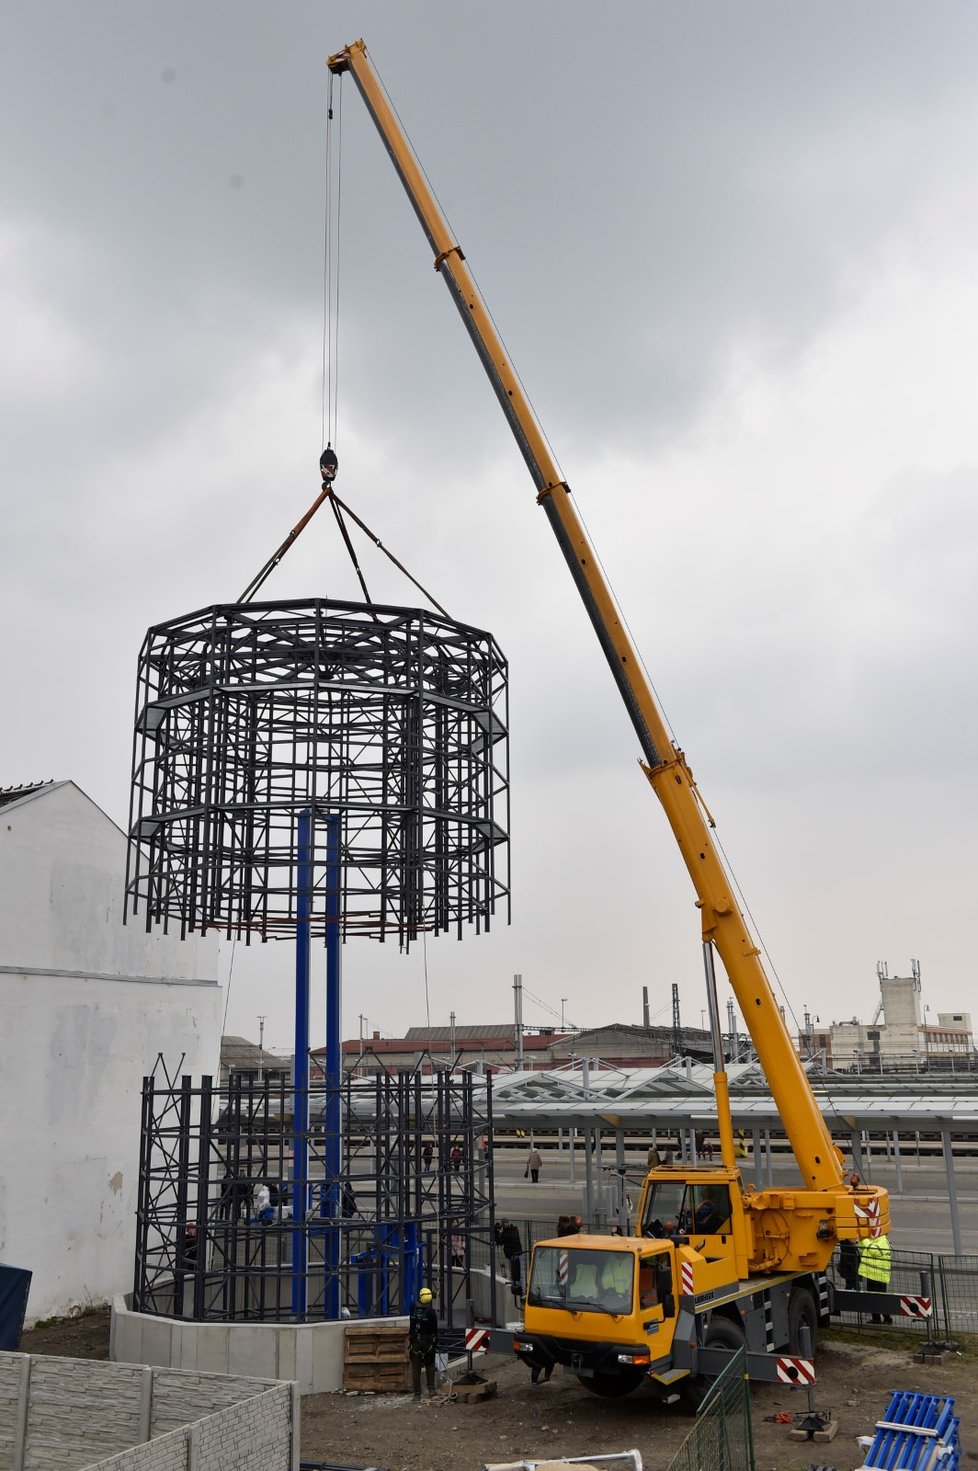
[671,983,683,1059]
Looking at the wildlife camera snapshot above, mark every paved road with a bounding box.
[490,1149,978,1255]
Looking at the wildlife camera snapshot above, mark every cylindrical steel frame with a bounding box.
[126,597,509,943]
[133,1069,496,1332]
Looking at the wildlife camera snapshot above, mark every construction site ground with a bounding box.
[20,1312,978,1470]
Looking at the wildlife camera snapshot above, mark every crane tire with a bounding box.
[788,1284,818,1357]
[680,1315,746,1409]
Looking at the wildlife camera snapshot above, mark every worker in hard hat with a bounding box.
[407,1285,439,1401]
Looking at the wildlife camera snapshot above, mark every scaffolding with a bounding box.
[126,597,509,945]
[134,1068,496,1337]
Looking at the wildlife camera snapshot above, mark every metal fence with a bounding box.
[666,1347,754,1471]
[827,1246,978,1339]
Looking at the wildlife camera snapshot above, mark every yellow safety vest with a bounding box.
[858,1234,891,1284]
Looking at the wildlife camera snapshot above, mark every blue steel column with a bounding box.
[291,808,312,1318]
[324,811,343,1318]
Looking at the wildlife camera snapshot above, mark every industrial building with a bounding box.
[328,1020,712,1075]
[799,960,974,1071]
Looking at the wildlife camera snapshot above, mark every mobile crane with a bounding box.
[327,39,917,1397]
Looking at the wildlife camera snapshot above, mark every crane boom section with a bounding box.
[327,39,859,1198]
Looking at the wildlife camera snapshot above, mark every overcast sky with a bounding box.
[3,3,977,1054]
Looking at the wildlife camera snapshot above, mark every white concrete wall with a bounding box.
[0,783,222,1321]
[112,1297,356,1396]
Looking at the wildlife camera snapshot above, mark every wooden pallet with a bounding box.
[343,1322,412,1392]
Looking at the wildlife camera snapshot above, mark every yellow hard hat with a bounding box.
[418,1287,433,1303]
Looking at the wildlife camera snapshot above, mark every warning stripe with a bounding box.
[899,1296,933,1318]
[815,1271,830,1318]
[854,1198,882,1238]
[775,1355,816,1385]
[558,1251,569,1288]
[680,1260,695,1295]
[465,1328,490,1353]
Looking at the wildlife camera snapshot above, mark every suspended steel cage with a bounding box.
[126,597,510,945]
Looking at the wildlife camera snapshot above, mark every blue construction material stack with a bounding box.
[862,1390,960,1471]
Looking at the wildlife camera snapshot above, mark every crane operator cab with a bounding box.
[642,1178,735,1253]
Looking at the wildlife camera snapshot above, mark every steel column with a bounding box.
[291,808,312,1318]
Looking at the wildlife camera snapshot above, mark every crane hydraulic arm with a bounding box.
[327,39,888,1243]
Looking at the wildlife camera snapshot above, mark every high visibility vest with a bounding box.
[858,1234,891,1284]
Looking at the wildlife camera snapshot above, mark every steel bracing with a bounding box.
[133,1068,496,1332]
[126,598,509,943]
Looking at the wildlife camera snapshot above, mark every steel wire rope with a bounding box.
[323,70,343,451]
[241,68,449,616]
[221,935,237,1035]
[705,791,850,1138]
[520,984,577,1033]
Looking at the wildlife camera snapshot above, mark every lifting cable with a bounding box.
[323,67,342,455]
[238,64,450,619]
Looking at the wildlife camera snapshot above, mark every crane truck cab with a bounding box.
[516,1235,681,1400]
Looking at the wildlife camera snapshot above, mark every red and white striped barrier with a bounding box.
[775,1355,816,1385]
[465,1327,491,1354]
[558,1252,569,1288]
[900,1296,933,1318]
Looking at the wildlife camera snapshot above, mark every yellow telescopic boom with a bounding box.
[327,39,888,1238]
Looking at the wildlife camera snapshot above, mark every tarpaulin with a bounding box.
[0,1264,32,1350]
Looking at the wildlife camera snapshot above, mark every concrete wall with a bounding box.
[112,1296,354,1396]
[0,1352,295,1471]
[0,783,222,1320]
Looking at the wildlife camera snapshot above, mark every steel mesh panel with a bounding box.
[126,598,509,942]
[666,1346,755,1471]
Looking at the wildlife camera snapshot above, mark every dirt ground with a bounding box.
[302,1332,978,1471]
[20,1307,111,1360]
[19,1312,977,1471]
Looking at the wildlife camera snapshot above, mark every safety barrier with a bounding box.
[828,1247,978,1340]
[665,1346,754,1471]
[859,1390,960,1471]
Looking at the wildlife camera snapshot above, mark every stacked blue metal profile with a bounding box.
[863,1390,960,1471]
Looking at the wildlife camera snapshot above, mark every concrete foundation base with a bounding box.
[111,1295,406,1395]
[789,1417,839,1443]
[451,1377,497,1403]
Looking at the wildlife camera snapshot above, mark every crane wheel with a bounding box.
[788,1284,818,1356]
[680,1315,747,1410]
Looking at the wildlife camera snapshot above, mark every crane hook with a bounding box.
[320,445,339,484]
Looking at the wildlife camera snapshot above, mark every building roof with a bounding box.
[220,1035,289,1073]
[333,1031,555,1057]
[406,1024,536,1042]
[0,780,63,811]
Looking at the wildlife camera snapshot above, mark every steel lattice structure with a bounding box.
[133,1069,496,1329]
[126,598,509,942]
